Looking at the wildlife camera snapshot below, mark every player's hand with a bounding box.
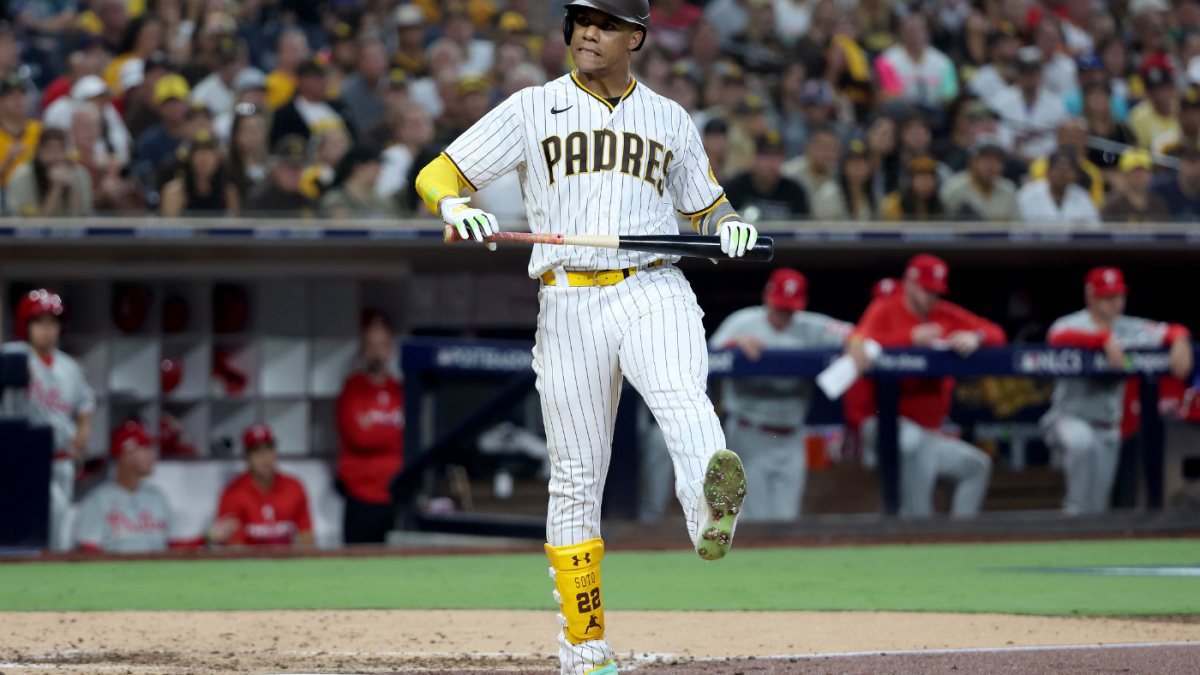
[731,335,767,361]
[1169,337,1194,380]
[719,220,757,258]
[1103,334,1126,371]
[847,339,870,373]
[438,196,497,251]
[911,323,943,346]
[207,517,240,544]
[945,330,983,357]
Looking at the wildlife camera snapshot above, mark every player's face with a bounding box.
[1087,292,1125,321]
[27,315,61,351]
[362,323,395,374]
[570,9,642,74]
[125,444,158,478]
[904,279,939,316]
[247,445,277,482]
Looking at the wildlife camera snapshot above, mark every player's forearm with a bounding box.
[690,198,739,235]
[415,154,471,215]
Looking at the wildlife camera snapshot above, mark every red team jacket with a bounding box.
[217,473,312,545]
[851,294,1007,429]
[336,372,404,504]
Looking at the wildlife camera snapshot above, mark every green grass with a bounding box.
[1,539,1198,615]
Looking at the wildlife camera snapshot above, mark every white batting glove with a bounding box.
[719,220,758,258]
[439,196,498,250]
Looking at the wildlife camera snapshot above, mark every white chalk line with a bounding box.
[687,640,1200,662]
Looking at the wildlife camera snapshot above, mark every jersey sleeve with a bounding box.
[667,112,726,217]
[939,302,1007,346]
[709,310,751,349]
[851,298,910,346]
[442,93,526,191]
[74,491,107,551]
[806,315,855,348]
[73,361,96,416]
[216,484,247,544]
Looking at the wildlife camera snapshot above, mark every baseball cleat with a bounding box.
[696,449,745,561]
[584,660,618,675]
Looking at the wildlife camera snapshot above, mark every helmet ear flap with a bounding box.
[563,11,575,47]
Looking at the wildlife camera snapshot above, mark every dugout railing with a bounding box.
[398,337,1196,522]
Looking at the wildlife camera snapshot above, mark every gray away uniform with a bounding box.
[74,481,174,553]
[708,306,852,521]
[1041,309,1186,514]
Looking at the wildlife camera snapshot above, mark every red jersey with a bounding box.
[842,378,877,431]
[852,294,1007,429]
[217,472,312,545]
[336,372,404,504]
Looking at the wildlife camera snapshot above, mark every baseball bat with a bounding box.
[442,226,774,262]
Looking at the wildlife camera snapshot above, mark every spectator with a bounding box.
[339,39,391,134]
[1027,119,1105,208]
[1082,81,1136,185]
[75,421,172,553]
[1102,149,1170,222]
[874,14,958,111]
[783,79,850,159]
[649,0,705,58]
[967,31,1019,108]
[933,96,981,171]
[811,139,878,220]
[1150,145,1200,220]
[1041,268,1192,514]
[209,424,314,546]
[1099,38,1132,105]
[214,68,267,142]
[1017,149,1100,224]
[864,115,899,204]
[299,122,351,201]
[727,0,787,75]
[1152,84,1200,161]
[726,94,770,177]
[269,58,348,146]
[436,76,493,145]
[336,312,404,544]
[782,125,839,202]
[1129,55,1179,149]
[825,14,873,120]
[701,118,730,184]
[845,254,1004,518]
[391,4,430,79]
[940,135,1020,221]
[724,132,810,220]
[159,131,239,217]
[134,74,191,181]
[103,15,165,96]
[709,268,853,522]
[43,74,132,167]
[320,144,398,218]
[189,42,243,115]
[40,42,103,113]
[894,113,951,188]
[376,102,434,200]
[121,51,173,140]
[265,28,310,112]
[1031,20,1078,95]
[883,156,945,221]
[2,289,94,552]
[5,129,92,216]
[0,74,40,190]
[244,134,317,214]
[992,46,1068,163]
[72,104,144,213]
[223,104,269,202]
[704,0,749,45]
[443,3,496,75]
[1065,54,1129,122]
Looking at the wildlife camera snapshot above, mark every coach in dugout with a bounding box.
[1041,268,1193,515]
[209,424,314,546]
[709,269,852,521]
[336,312,403,544]
[2,289,95,552]
[846,254,1006,518]
[75,421,173,553]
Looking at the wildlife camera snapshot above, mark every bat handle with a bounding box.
[443,224,462,244]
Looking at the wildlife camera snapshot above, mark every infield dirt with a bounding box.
[2,610,1199,674]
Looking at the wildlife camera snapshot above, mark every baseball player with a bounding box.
[709,269,853,521]
[2,289,95,552]
[75,421,173,553]
[843,278,901,469]
[414,2,754,672]
[846,255,1006,518]
[209,424,314,546]
[1041,267,1193,514]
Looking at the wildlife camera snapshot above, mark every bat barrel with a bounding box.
[617,235,774,262]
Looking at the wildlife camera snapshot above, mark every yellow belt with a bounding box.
[541,260,663,287]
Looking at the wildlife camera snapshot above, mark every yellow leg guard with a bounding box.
[545,538,606,644]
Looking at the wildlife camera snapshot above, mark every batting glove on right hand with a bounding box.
[439,196,498,250]
[719,220,758,258]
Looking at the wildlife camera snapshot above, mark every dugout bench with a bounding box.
[397,338,1195,526]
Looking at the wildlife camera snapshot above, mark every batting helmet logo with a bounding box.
[15,289,65,341]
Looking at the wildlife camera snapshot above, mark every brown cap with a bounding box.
[272,134,308,167]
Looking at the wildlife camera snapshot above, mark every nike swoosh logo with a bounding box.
[551,105,572,114]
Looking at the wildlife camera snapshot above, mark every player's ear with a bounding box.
[630,29,644,51]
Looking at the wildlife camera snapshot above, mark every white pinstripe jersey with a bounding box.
[443,71,725,279]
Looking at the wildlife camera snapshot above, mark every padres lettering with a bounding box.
[541,131,674,197]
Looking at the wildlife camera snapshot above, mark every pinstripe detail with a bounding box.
[440,152,478,191]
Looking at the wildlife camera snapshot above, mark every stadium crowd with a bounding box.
[3,0,1200,220]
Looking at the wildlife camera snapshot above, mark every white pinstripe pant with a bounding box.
[534,264,726,675]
